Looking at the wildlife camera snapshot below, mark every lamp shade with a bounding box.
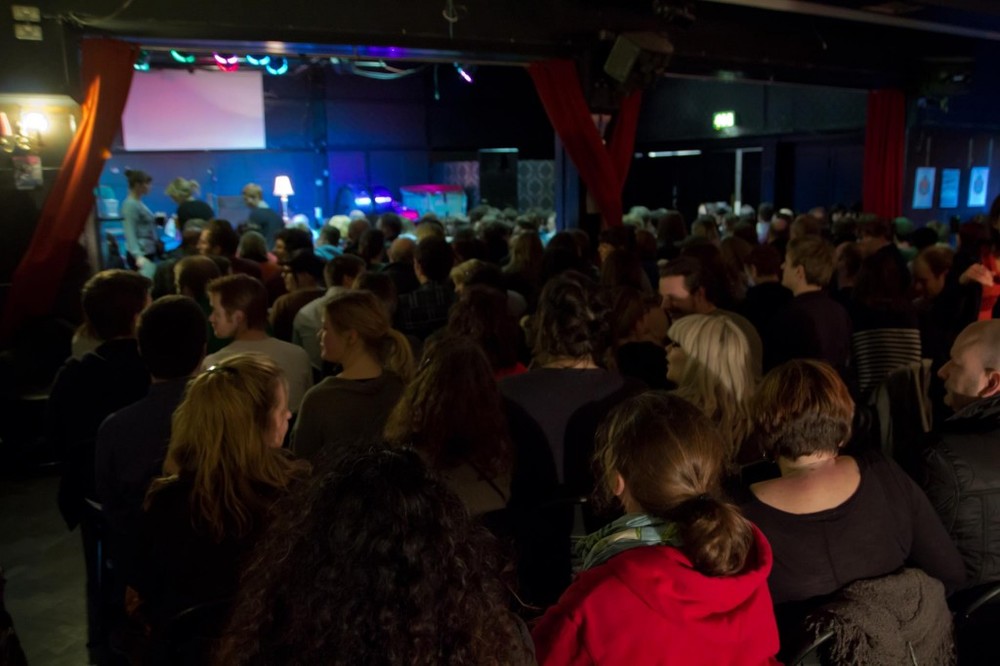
[273,175,294,197]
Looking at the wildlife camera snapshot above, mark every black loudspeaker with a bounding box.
[603,32,674,91]
[917,58,974,98]
[478,149,518,209]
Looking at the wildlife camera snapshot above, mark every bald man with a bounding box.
[922,320,1000,588]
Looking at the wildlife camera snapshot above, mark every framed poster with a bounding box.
[912,167,935,210]
[940,169,960,209]
[968,167,990,207]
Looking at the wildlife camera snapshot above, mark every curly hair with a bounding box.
[384,336,512,479]
[446,285,521,372]
[214,448,528,665]
[528,271,612,367]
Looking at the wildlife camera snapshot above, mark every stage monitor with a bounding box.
[121,70,266,151]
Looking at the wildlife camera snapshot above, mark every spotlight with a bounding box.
[134,50,150,71]
[170,50,196,64]
[454,62,474,83]
[246,54,271,66]
[265,57,289,76]
[213,53,240,72]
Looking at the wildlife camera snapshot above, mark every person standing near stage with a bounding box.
[120,169,160,276]
[165,177,214,228]
[241,182,283,244]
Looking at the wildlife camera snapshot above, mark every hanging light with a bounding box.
[246,54,271,67]
[213,53,240,72]
[170,49,196,64]
[265,57,289,75]
[134,50,150,71]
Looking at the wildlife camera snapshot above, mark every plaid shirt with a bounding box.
[395,281,455,340]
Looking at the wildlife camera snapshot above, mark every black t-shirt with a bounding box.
[737,449,965,605]
[176,199,215,226]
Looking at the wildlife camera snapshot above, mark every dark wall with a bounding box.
[637,78,866,144]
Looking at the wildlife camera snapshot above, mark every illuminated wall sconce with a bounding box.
[274,175,295,220]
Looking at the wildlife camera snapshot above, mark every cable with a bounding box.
[65,0,135,26]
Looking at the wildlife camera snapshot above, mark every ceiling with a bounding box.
[46,0,1000,90]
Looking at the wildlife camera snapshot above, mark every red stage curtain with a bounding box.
[862,89,906,219]
[1,38,138,341]
[529,60,642,228]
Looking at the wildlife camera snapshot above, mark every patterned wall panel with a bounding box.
[518,160,555,212]
[431,161,480,207]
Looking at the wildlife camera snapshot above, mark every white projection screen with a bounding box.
[121,70,266,151]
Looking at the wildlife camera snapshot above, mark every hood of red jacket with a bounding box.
[602,523,774,620]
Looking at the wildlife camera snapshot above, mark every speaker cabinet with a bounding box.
[478,149,519,209]
[603,32,674,91]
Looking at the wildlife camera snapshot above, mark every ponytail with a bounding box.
[668,494,753,577]
[382,328,414,383]
[596,392,754,578]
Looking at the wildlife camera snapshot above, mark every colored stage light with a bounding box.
[213,53,240,72]
[266,58,289,75]
[170,50,196,64]
[246,54,271,66]
[454,63,473,83]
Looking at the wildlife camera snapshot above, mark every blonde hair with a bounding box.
[324,290,415,383]
[450,258,485,291]
[668,314,754,457]
[147,353,309,541]
[242,183,263,201]
[165,177,199,200]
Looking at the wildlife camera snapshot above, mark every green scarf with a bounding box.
[575,513,681,572]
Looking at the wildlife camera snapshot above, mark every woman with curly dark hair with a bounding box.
[385,337,513,517]
[446,285,526,379]
[499,271,642,607]
[214,449,533,665]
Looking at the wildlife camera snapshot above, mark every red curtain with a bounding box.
[1,38,138,341]
[529,59,642,228]
[862,89,906,219]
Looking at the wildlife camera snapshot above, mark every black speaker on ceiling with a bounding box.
[603,32,674,91]
[478,149,518,209]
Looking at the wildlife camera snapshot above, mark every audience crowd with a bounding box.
[42,196,1000,664]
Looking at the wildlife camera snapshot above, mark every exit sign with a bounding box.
[713,111,736,130]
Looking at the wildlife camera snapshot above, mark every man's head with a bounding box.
[913,245,954,301]
[175,255,222,299]
[789,214,822,241]
[414,236,454,284]
[273,227,313,263]
[198,219,239,258]
[138,296,207,380]
[747,244,782,284]
[377,212,403,242]
[325,254,366,289]
[388,237,416,264]
[940,321,1000,411]
[81,270,152,341]
[857,215,893,256]
[657,257,712,318]
[347,217,371,243]
[318,224,341,248]
[205,274,269,338]
[242,183,263,208]
[783,236,835,294]
[281,250,326,292]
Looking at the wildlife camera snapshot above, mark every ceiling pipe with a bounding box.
[699,0,1000,42]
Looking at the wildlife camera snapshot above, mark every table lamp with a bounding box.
[273,175,294,221]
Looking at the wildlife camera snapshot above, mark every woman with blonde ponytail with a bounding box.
[293,289,414,459]
[532,393,780,666]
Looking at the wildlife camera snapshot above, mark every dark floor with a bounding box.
[1,470,89,665]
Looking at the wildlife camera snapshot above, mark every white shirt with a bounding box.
[292,286,348,370]
[202,337,313,413]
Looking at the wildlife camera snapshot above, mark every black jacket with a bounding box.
[922,394,1000,588]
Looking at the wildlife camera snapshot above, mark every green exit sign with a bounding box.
[713,111,736,130]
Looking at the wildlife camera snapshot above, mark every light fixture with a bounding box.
[246,54,271,66]
[170,50,196,64]
[134,50,150,71]
[22,112,48,134]
[454,62,474,83]
[647,150,701,158]
[265,57,289,75]
[213,53,240,72]
[274,175,295,220]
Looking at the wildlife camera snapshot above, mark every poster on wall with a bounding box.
[940,169,961,209]
[912,167,936,209]
[968,167,990,208]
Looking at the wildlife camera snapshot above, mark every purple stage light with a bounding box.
[454,63,473,83]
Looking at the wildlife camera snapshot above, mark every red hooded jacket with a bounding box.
[532,524,781,665]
